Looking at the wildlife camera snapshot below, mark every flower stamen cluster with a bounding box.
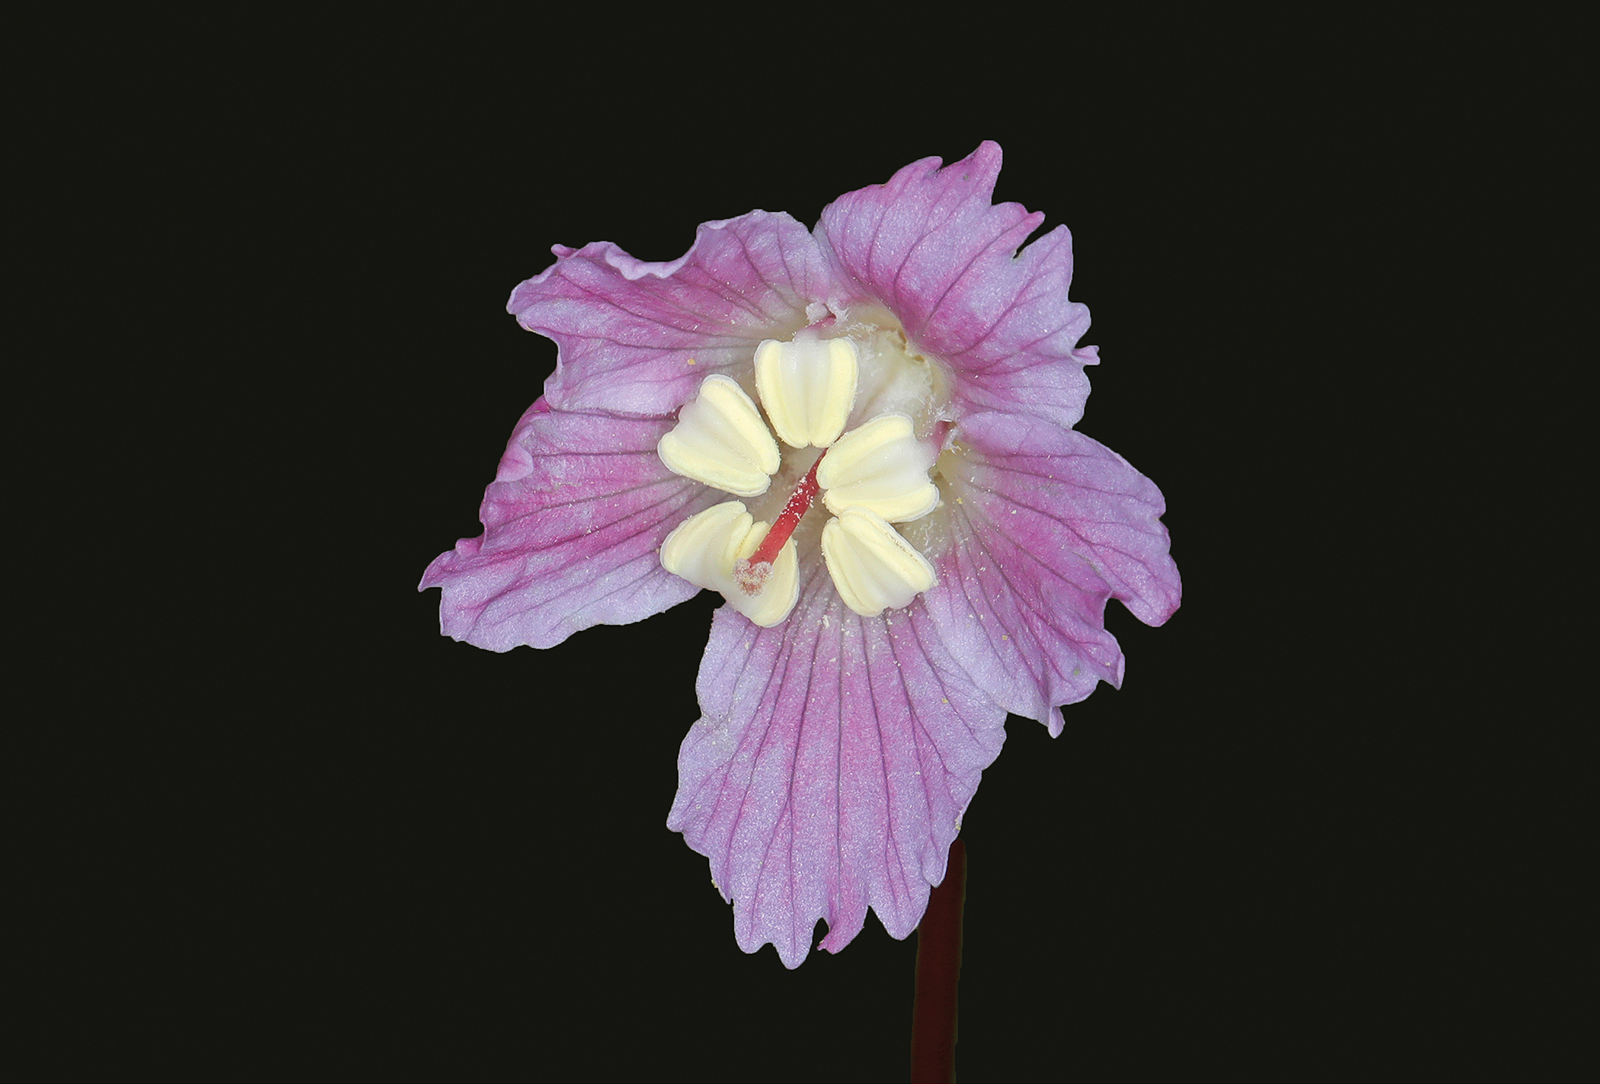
[658,331,938,626]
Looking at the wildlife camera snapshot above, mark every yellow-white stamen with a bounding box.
[819,508,937,617]
[659,500,799,627]
[657,375,781,497]
[754,334,858,449]
[815,413,939,523]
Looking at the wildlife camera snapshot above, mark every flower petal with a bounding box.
[817,141,1096,430]
[507,211,830,417]
[419,400,719,650]
[958,410,1181,628]
[668,559,1005,968]
[915,410,1179,732]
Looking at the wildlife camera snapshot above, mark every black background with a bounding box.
[36,11,1585,1084]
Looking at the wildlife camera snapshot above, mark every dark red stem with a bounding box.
[910,837,966,1084]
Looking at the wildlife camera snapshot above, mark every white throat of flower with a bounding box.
[657,329,942,627]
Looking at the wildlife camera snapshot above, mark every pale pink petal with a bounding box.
[668,558,1005,968]
[958,410,1180,627]
[507,211,830,417]
[817,141,1096,430]
[916,410,1179,733]
[419,400,718,651]
[915,514,1121,737]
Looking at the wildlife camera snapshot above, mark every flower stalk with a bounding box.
[911,838,966,1083]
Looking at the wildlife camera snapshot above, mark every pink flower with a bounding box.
[420,142,1180,968]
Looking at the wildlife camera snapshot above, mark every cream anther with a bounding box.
[815,413,939,523]
[659,500,799,627]
[657,375,780,497]
[820,508,937,617]
[754,334,858,449]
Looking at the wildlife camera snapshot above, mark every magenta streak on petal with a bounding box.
[668,557,1005,968]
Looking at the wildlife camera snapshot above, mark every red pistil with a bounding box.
[733,450,826,594]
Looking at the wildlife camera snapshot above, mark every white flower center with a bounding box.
[657,326,943,626]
